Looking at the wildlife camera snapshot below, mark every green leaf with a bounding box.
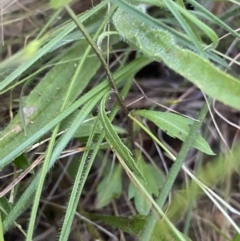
[0,198,12,216]
[112,4,240,111]
[96,164,122,208]
[0,56,150,173]
[89,213,192,241]
[58,75,135,241]
[60,114,126,138]
[128,152,164,215]
[0,197,12,240]
[232,233,240,241]
[152,220,193,241]
[3,56,150,233]
[0,1,108,91]
[0,212,4,241]
[187,0,240,41]
[89,213,147,237]
[58,100,102,241]
[13,154,33,174]
[99,94,145,181]
[133,110,214,155]
[50,0,72,9]
[0,40,101,170]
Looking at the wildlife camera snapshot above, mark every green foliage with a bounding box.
[0,40,101,170]
[23,40,42,59]
[50,0,73,9]
[133,110,214,155]
[112,2,240,110]
[124,0,165,7]
[58,101,102,241]
[96,164,123,208]
[0,198,12,219]
[2,56,150,233]
[13,155,31,173]
[233,234,240,241]
[90,213,192,241]
[99,93,145,181]
[89,213,147,237]
[128,153,164,215]
[0,212,4,241]
[0,0,108,91]
[1,0,240,240]
[60,115,126,139]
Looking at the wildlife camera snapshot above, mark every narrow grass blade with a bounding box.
[99,93,145,181]
[0,0,108,91]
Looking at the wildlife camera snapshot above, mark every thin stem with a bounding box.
[183,117,211,235]
[141,101,210,241]
[36,8,62,39]
[64,5,129,117]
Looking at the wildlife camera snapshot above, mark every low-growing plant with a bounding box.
[1,0,240,240]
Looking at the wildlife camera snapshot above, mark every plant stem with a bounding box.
[141,101,210,241]
[64,5,129,117]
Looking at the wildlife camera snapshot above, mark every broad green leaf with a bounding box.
[112,5,240,111]
[99,94,145,181]
[96,164,122,208]
[13,155,31,173]
[128,152,164,215]
[133,110,214,155]
[0,40,101,170]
